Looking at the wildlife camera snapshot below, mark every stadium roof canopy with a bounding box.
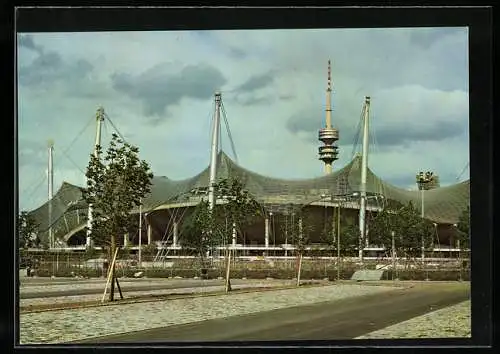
[27,151,470,243]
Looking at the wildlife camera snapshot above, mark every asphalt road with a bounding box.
[20,279,255,299]
[79,283,469,342]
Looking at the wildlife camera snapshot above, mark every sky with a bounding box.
[17,28,470,212]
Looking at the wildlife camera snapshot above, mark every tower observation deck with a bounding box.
[318,60,339,174]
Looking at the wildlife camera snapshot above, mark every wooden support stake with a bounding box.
[296,253,303,287]
[101,248,119,303]
[225,248,232,293]
[115,277,124,300]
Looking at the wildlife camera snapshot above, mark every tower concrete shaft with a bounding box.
[318,59,339,174]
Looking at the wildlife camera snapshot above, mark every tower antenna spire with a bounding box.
[327,59,332,92]
[318,59,339,174]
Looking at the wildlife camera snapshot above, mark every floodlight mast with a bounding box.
[86,107,105,249]
[358,96,371,262]
[416,171,435,262]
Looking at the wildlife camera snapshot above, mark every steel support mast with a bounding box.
[208,92,222,211]
[86,107,105,249]
[207,92,222,258]
[358,96,370,262]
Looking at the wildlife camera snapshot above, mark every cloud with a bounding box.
[111,62,227,119]
[228,46,247,59]
[18,49,94,89]
[409,27,465,49]
[236,70,276,93]
[374,120,464,147]
[286,84,468,150]
[230,70,282,106]
[235,95,274,106]
[219,28,468,93]
[16,28,469,212]
[18,140,48,168]
[18,34,43,53]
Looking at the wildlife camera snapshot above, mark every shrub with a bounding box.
[141,244,158,257]
[83,247,99,261]
[30,262,470,281]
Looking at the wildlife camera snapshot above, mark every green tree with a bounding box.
[285,210,311,254]
[18,211,40,249]
[318,206,359,257]
[339,224,361,254]
[397,202,434,260]
[215,177,262,291]
[283,208,314,286]
[214,178,262,244]
[82,133,153,301]
[369,202,434,263]
[141,243,158,260]
[83,246,98,261]
[368,207,399,251]
[182,177,261,289]
[181,199,218,269]
[456,205,470,249]
[319,218,335,254]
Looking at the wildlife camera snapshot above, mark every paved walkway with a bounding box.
[20,283,399,344]
[79,282,469,342]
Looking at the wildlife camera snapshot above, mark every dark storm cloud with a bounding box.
[18,50,94,87]
[286,110,464,147]
[111,63,227,119]
[236,71,276,93]
[285,110,357,141]
[287,111,318,133]
[18,34,43,53]
[374,120,464,147]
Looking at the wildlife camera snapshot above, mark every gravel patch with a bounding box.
[357,300,471,339]
[20,284,396,344]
